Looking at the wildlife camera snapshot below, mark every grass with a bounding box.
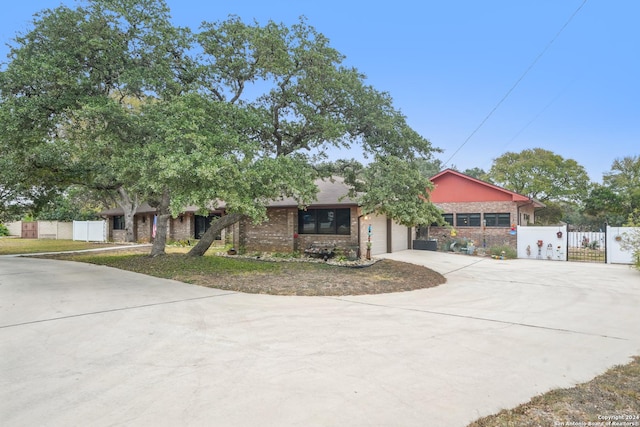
[0,238,118,255]
[68,251,283,279]
[468,356,640,426]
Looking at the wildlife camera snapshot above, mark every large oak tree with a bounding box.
[1,0,440,257]
[487,148,590,203]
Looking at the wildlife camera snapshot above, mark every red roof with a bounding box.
[429,169,544,206]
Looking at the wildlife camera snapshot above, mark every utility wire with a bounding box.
[443,0,588,167]
[478,76,578,172]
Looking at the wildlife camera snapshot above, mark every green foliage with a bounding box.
[489,245,517,259]
[583,156,640,227]
[534,201,564,225]
[604,156,640,211]
[35,189,102,221]
[2,1,439,257]
[414,158,445,179]
[461,167,487,180]
[0,223,9,236]
[351,156,444,227]
[487,148,590,203]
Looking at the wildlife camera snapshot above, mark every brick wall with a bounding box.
[429,225,517,250]
[431,201,521,250]
[169,214,193,241]
[239,206,360,254]
[239,208,295,253]
[134,215,152,243]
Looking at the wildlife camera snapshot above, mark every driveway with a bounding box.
[1,252,639,426]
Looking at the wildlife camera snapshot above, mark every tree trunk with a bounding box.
[116,187,139,243]
[150,189,170,257]
[187,212,243,257]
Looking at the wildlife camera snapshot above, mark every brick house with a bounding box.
[424,169,544,250]
[102,204,225,244]
[101,178,412,256]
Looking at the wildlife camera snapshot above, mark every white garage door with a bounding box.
[363,214,388,256]
[391,221,409,252]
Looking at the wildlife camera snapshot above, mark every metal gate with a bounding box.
[21,221,38,239]
[567,230,606,263]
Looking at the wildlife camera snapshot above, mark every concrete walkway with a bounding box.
[1,251,639,426]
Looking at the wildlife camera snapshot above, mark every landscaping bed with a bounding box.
[42,248,446,296]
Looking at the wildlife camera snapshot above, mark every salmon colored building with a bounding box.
[424,169,544,250]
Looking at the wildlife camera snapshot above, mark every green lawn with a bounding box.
[0,238,119,255]
[67,251,283,279]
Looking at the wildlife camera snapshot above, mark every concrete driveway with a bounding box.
[1,251,639,427]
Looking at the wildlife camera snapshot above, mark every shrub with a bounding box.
[0,223,9,236]
[489,245,517,259]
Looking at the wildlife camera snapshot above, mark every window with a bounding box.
[440,213,454,226]
[113,215,125,230]
[484,213,511,227]
[195,214,221,240]
[456,213,481,227]
[298,208,351,235]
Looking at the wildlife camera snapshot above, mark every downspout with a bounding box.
[357,213,363,259]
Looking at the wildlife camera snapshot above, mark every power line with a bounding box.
[478,76,578,172]
[443,0,588,168]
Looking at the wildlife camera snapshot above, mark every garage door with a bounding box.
[363,214,388,256]
[391,221,410,252]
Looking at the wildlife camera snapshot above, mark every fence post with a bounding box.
[565,225,569,261]
[604,223,607,264]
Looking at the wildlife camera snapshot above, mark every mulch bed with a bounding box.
[180,258,446,296]
[38,248,446,296]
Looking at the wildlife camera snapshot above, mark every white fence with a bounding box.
[606,226,638,264]
[517,225,567,261]
[73,220,106,242]
[517,225,638,265]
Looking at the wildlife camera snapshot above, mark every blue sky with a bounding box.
[1,1,638,182]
